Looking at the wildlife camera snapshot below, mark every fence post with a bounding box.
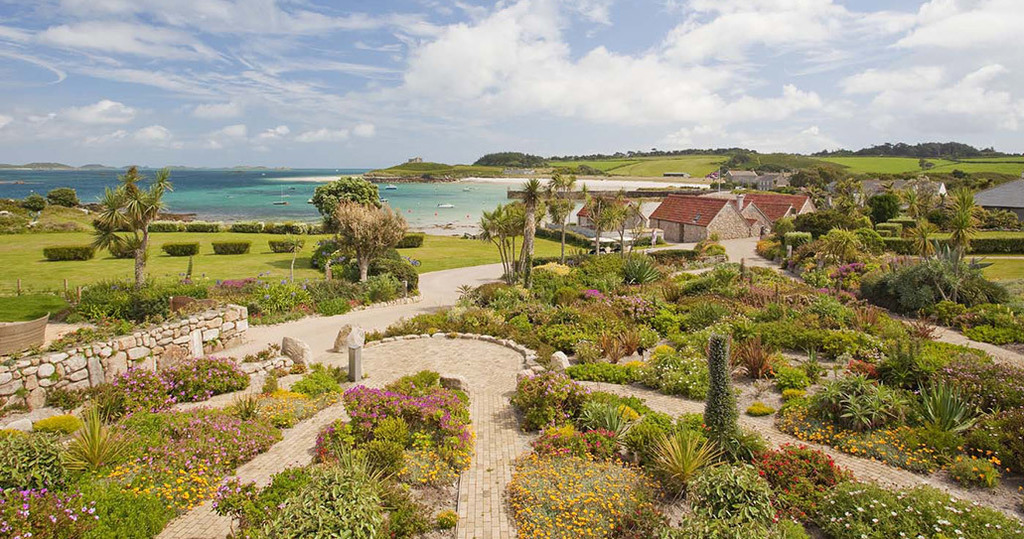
[16,279,21,296]
[64,278,69,292]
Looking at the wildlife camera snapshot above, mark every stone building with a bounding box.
[649,195,754,242]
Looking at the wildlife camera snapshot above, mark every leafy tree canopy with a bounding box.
[867,193,902,225]
[312,177,380,229]
[473,152,547,168]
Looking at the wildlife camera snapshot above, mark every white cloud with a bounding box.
[134,124,178,147]
[0,115,12,130]
[897,0,1024,50]
[566,0,616,25]
[352,123,376,138]
[62,99,136,124]
[38,21,218,60]
[258,125,290,140]
[295,128,349,142]
[83,129,128,146]
[842,66,946,95]
[192,101,243,119]
[213,124,248,138]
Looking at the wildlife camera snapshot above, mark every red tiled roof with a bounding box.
[745,218,757,225]
[743,193,809,211]
[650,195,731,227]
[749,202,794,222]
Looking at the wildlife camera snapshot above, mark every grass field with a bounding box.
[0,293,69,322]
[548,155,727,178]
[0,232,565,294]
[815,156,1024,176]
[984,258,1024,281]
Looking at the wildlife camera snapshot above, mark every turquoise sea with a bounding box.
[0,169,513,228]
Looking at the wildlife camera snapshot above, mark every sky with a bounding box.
[0,0,1021,168]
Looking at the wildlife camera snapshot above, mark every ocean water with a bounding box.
[0,169,514,228]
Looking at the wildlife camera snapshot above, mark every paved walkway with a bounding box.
[160,338,529,539]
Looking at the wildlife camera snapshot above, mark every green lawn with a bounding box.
[814,156,1024,176]
[929,231,1024,240]
[0,293,69,322]
[548,155,727,178]
[0,232,565,294]
[984,258,1024,281]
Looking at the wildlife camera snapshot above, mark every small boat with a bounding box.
[306,199,314,204]
[381,198,389,203]
[437,203,454,209]
[462,187,472,192]
[384,184,398,190]
[273,188,289,205]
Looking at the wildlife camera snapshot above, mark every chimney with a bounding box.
[735,194,745,212]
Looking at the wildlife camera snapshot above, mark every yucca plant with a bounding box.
[920,383,979,434]
[64,408,129,472]
[578,401,634,439]
[653,430,721,497]
[622,254,661,285]
[232,393,261,420]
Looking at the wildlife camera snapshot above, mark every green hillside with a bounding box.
[548,155,727,177]
[366,161,504,178]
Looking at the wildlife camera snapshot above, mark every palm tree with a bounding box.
[947,187,978,253]
[911,220,938,258]
[818,228,862,265]
[519,178,543,288]
[480,204,515,284]
[902,188,921,219]
[546,173,577,263]
[92,166,172,289]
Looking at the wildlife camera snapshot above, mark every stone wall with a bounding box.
[0,304,249,410]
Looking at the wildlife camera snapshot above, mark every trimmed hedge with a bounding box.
[229,222,264,233]
[883,236,1024,254]
[161,242,200,257]
[184,221,221,232]
[875,222,902,236]
[888,217,917,229]
[107,243,135,259]
[148,221,184,232]
[268,239,305,253]
[535,226,593,249]
[650,249,701,264]
[783,232,812,247]
[396,233,425,248]
[43,245,95,261]
[212,241,251,255]
[264,222,307,234]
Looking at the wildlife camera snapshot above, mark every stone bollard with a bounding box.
[347,327,365,382]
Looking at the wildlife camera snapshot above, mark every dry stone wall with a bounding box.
[0,304,249,410]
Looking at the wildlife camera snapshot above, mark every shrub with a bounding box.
[811,375,909,432]
[783,232,812,248]
[875,222,903,236]
[511,372,589,431]
[364,273,403,303]
[754,444,852,521]
[43,245,95,261]
[184,221,221,232]
[366,257,419,291]
[76,279,208,323]
[781,389,805,402]
[817,482,1024,539]
[689,465,775,524]
[33,414,83,434]
[918,383,979,434]
[161,242,200,256]
[22,193,46,211]
[773,366,810,392]
[212,241,250,254]
[259,462,384,537]
[107,368,175,417]
[46,387,87,410]
[162,357,248,402]
[148,221,184,232]
[641,345,710,399]
[948,456,1000,489]
[745,402,775,417]
[532,424,618,460]
[80,480,176,539]
[268,239,305,253]
[965,408,1024,473]
[229,221,264,233]
[396,233,425,248]
[315,297,353,316]
[934,357,1024,412]
[64,408,130,472]
[507,454,657,539]
[263,222,307,234]
[622,255,661,285]
[291,365,343,397]
[0,433,67,490]
[0,489,96,538]
[652,429,721,496]
[47,187,79,207]
[732,336,776,379]
[107,242,136,259]
[566,362,642,384]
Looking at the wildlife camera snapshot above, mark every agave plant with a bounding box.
[622,254,661,285]
[578,401,634,439]
[653,430,721,497]
[920,383,979,434]
[64,408,129,472]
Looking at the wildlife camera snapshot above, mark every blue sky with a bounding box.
[0,0,1021,168]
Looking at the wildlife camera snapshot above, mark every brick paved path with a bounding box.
[160,338,529,538]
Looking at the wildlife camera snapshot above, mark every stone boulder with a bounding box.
[4,418,32,432]
[551,351,571,371]
[440,375,470,393]
[333,325,353,353]
[281,337,313,365]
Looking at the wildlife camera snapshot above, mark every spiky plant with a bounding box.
[578,401,634,439]
[622,254,661,285]
[653,430,721,497]
[920,383,979,434]
[63,408,129,471]
[232,393,261,420]
[704,334,738,443]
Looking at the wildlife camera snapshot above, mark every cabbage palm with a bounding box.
[911,220,938,258]
[819,228,862,265]
[480,203,525,284]
[519,178,543,288]
[947,187,978,253]
[92,166,172,289]
[546,173,577,263]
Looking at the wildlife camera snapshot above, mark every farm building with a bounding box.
[702,192,817,220]
[648,195,754,242]
[726,170,792,190]
[975,178,1024,221]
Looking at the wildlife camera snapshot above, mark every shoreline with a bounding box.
[460,176,711,190]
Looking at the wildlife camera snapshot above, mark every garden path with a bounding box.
[160,338,529,539]
[580,382,1022,516]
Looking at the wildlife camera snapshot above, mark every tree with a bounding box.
[519,178,543,288]
[47,187,79,207]
[818,228,863,265]
[901,188,921,219]
[867,193,901,225]
[312,177,380,231]
[333,201,407,281]
[583,190,619,255]
[21,193,46,212]
[480,203,525,284]
[546,173,577,263]
[830,178,862,213]
[911,220,937,258]
[947,187,978,253]
[92,167,172,289]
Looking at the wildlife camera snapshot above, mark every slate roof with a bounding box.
[650,195,731,227]
[975,179,1024,209]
